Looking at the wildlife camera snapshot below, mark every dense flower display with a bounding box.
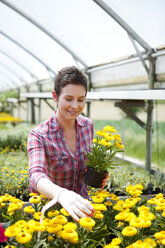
[0,184,165,247]
[0,112,23,123]
[86,125,124,172]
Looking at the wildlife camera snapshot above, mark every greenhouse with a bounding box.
[0,0,165,247]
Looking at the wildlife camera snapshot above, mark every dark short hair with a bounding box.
[54,66,87,97]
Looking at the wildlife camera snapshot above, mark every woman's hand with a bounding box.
[58,189,95,222]
[101,173,109,190]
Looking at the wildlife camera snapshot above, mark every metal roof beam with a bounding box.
[0,61,25,83]
[0,70,20,86]
[0,0,87,68]
[93,0,153,52]
[0,49,38,81]
[0,30,56,76]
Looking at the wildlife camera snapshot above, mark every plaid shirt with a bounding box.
[28,112,94,199]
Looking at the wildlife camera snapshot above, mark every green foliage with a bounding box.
[86,125,124,172]
[0,123,31,150]
[0,90,18,113]
[107,164,165,194]
[0,151,29,198]
[93,120,165,169]
[86,137,123,172]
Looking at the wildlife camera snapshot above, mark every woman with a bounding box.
[28,66,94,221]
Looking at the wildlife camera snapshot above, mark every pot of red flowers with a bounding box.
[84,125,124,188]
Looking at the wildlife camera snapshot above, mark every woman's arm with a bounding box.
[37,177,94,222]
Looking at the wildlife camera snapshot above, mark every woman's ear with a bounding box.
[52,90,58,102]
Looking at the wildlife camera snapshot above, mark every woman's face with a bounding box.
[52,84,86,121]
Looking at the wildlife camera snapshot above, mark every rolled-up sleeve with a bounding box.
[28,130,49,192]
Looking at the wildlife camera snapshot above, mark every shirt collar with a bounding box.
[49,111,86,132]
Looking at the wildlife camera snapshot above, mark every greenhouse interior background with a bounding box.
[1,1,165,247]
[0,0,165,170]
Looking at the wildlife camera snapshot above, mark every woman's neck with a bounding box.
[56,112,75,131]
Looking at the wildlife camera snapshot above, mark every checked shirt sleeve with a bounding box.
[28,130,49,192]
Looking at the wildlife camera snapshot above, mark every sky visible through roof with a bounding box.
[0,0,164,90]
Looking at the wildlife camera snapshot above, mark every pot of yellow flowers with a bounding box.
[84,125,124,188]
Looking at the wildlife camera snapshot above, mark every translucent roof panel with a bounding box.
[0,0,164,91]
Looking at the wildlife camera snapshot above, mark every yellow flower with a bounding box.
[124,212,136,222]
[155,205,165,211]
[147,198,157,205]
[94,211,104,219]
[92,203,107,211]
[15,231,32,244]
[155,193,164,199]
[128,188,142,197]
[60,208,70,216]
[139,212,155,221]
[109,194,119,201]
[154,230,165,240]
[15,220,27,229]
[92,195,104,203]
[105,201,113,206]
[42,218,52,228]
[113,134,121,142]
[123,198,138,208]
[29,195,41,204]
[51,215,68,225]
[122,226,137,236]
[47,235,54,242]
[63,222,77,230]
[105,133,114,141]
[115,142,124,149]
[60,228,79,244]
[161,239,165,245]
[96,130,106,136]
[29,192,39,197]
[104,125,116,133]
[47,209,60,218]
[143,238,157,247]
[24,206,35,214]
[138,205,150,212]
[101,139,111,147]
[117,221,124,228]
[2,194,12,202]
[4,245,16,248]
[47,223,63,233]
[32,221,45,232]
[129,217,145,228]
[115,212,127,221]
[33,212,44,220]
[79,217,95,231]
[40,194,47,199]
[0,203,5,208]
[23,224,35,234]
[93,139,97,143]
[5,225,21,237]
[111,237,122,245]
[162,210,165,217]
[98,190,109,197]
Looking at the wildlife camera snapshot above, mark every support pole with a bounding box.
[31,99,36,124]
[145,100,154,171]
[38,84,42,124]
[145,56,156,171]
[86,71,92,117]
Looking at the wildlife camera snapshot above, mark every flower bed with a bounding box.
[0,112,23,124]
[0,185,165,247]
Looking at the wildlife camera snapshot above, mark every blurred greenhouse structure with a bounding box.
[0,0,165,171]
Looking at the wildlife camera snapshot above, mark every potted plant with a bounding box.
[84,125,124,188]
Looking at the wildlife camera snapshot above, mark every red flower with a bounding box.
[0,223,7,243]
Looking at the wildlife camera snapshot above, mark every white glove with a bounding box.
[37,178,94,222]
[58,189,94,222]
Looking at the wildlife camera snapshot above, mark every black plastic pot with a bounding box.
[84,166,108,188]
